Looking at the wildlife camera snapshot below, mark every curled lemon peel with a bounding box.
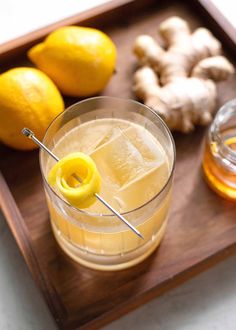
[48,152,101,208]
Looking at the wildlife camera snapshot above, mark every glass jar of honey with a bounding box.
[203,99,236,201]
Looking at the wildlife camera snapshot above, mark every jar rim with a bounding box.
[39,96,176,218]
[210,98,236,163]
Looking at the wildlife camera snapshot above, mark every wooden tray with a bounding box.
[0,0,236,329]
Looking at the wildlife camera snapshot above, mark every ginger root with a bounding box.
[133,16,234,133]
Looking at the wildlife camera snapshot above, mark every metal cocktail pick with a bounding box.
[22,128,144,239]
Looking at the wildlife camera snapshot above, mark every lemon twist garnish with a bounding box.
[48,152,101,208]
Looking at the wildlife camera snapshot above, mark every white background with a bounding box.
[0,0,235,45]
[0,0,112,44]
[0,1,236,329]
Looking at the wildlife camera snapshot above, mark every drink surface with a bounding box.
[47,118,170,214]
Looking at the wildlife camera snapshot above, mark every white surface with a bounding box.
[1,210,236,330]
[0,0,235,45]
[0,0,112,44]
[0,1,236,329]
[212,0,236,28]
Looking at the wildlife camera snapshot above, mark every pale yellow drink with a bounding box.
[40,97,175,271]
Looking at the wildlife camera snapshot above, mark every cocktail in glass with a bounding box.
[40,97,175,271]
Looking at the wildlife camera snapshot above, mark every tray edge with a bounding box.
[0,171,67,328]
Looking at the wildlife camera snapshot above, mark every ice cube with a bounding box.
[52,119,129,159]
[121,124,166,163]
[91,125,167,188]
[114,162,169,212]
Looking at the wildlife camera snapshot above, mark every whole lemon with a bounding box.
[0,67,64,150]
[28,26,117,97]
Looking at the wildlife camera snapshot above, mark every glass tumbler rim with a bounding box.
[39,96,176,218]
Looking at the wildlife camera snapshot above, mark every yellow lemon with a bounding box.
[48,152,101,208]
[0,67,64,150]
[28,26,117,97]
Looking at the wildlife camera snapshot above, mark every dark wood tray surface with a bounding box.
[0,0,236,329]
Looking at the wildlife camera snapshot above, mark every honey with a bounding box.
[203,99,236,201]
